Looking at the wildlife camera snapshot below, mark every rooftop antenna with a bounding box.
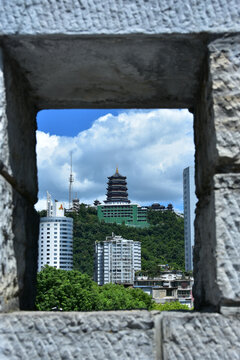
[69,152,74,209]
[46,191,51,216]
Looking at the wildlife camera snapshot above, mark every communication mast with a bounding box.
[69,153,74,209]
[46,191,52,216]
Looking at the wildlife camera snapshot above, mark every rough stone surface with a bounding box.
[0,176,19,312]
[158,312,240,360]
[0,48,19,312]
[0,0,240,35]
[0,311,239,360]
[0,47,39,312]
[3,35,206,109]
[12,190,39,310]
[4,51,38,203]
[194,35,240,309]
[0,49,10,171]
[0,311,155,360]
[195,35,240,196]
[209,36,240,170]
[214,174,240,304]
[194,174,240,309]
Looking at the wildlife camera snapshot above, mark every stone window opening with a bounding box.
[34,105,193,308]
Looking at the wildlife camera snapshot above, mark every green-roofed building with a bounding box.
[97,168,149,228]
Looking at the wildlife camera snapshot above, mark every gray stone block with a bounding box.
[193,191,220,310]
[195,35,240,196]
[157,312,240,360]
[0,174,39,312]
[209,36,240,169]
[0,311,155,360]
[0,0,240,35]
[0,176,19,312]
[0,48,38,311]
[3,52,38,203]
[194,173,240,309]
[0,48,20,312]
[12,190,39,310]
[3,35,206,109]
[214,174,240,304]
[0,48,11,175]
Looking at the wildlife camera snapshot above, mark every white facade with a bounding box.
[183,167,197,271]
[38,194,73,272]
[94,233,141,285]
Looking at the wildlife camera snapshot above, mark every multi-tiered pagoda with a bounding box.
[104,168,131,203]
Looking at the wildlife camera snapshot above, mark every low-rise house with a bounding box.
[134,271,193,308]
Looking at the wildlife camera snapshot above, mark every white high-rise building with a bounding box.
[94,233,141,285]
[183,167,197,271]
[38,192,73,272]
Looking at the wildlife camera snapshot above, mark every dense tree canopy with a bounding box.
[66,205,184,277]
[36,266,153,311]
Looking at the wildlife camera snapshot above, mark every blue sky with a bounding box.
[36,109,194,212]
[37,109,124,136]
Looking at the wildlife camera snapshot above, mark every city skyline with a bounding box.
[36,109,194,212]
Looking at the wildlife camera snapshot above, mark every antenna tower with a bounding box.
[46,191,51,216]
[69,153,74,209]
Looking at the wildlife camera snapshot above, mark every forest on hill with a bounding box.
[65,204,184,277]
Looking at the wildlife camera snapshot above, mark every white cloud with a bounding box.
[35,109,194,211]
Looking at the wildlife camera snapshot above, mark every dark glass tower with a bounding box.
[104,168,131,203]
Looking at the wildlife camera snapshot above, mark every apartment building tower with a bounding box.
[94,233,141,285]
[183,167,197,271]
[38,192,73,271]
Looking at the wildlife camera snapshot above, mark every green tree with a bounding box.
[36,266,153,311]
[38,210,47,217]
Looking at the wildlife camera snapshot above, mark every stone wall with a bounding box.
[194,36,240,310]
[0,311,239,359]
[0,0,240,358]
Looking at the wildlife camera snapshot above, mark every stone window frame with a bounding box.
[0,12,239,356]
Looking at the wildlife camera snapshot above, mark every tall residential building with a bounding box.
[97,168,149,227]
[38,193,73,272]
[183,167,197,271]
[94,233,141,285]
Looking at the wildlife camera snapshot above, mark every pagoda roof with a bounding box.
[108,167,126,180]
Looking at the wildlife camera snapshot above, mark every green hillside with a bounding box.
[66,204,184,277]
